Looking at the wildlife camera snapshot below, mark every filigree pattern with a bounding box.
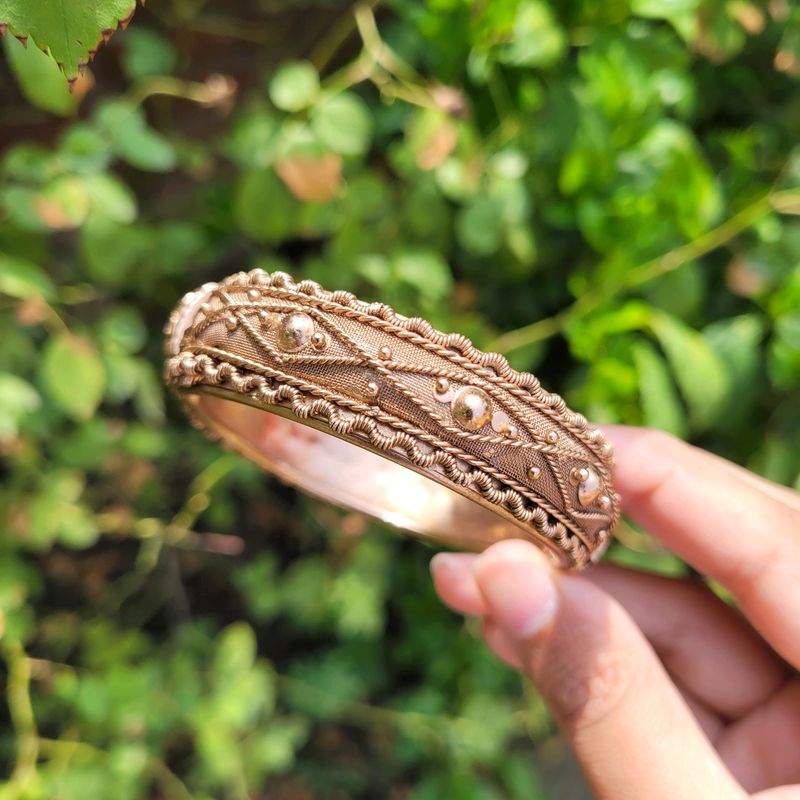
[164,269,620,568]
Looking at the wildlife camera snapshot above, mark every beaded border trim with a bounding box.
[164,269,620,568]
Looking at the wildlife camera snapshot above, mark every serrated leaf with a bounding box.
[40,333,105,420]
[4,33,78,116]
[650,311,730,431]
[0,0,138,80]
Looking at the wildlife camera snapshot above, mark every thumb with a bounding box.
[471,540,745,800]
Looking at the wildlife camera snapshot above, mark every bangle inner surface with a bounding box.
[185,389,566,561]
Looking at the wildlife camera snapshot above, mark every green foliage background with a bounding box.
[1,0,799,797]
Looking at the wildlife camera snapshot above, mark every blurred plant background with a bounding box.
[0,0,799,797]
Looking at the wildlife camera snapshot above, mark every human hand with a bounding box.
[430,426,800,800]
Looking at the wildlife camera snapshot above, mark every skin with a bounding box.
[430,425,800,800]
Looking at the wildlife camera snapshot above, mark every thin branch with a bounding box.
[488,187,800,355]
[5,643,39,791]
[311,0,381,72]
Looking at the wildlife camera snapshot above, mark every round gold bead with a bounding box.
[503,423,519,439]
[451,387,492,431]
[598,494,611,510]
[570,466,590,485]
[365,381,380,400]
[277,312,315,351]
[378,345,392,360]
[527,465,542,481]
[224,316,238,331]
[247,288,260,301]
[257,310,274,327]
[546,430,559,444]
[311,331,328,351]
[434,377,450,395]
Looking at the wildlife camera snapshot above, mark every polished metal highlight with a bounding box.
[164,270,620,568]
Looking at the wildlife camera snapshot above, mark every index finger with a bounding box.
[603,425,800,670]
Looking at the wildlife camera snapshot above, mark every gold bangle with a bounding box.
[164,269,619,569]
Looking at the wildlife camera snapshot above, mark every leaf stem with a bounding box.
[128,75,236,109]
[4,642,40,794]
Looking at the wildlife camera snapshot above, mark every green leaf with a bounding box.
[35,174,91,229]
[0,373,41,440]
[95,99,177,172]
[704,314,764,422]
[80,216,151,285]
[58,502,100,549]
[248,716,309,775]
[57,123,113,173]
[224,110,280,168]
[213,622,257,677]
[233,555,282,622]
[632,0,699,17]
[768,311,800,388]
[4,34,78,116]
[633,340,687,438]
[121,27,176,80]
[26,469,98,550]
[650,311,730,431]
[392,250,453,302]
[0,253,55,299]
[456,196,503,256]
[0,0,138,79]
[83,173,137,223]
[40,333,105,420]
[268,60,320,112]
[234,168,299,242]
[311,92,372,156]
[498,0,566,68]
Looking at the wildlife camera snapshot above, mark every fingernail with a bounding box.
[473,541,557,640]
[429,552,462,579]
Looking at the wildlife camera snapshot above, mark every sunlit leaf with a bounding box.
[650,311,730,430]
[4,34,78,115]
[0,0,138,79]
[0,254,55,299]
[633,340,687,438]
[40,333,105,420]
[268,60,320,112]
[0,373,40,440]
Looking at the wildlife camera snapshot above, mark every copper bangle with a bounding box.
[164,269,619,569]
